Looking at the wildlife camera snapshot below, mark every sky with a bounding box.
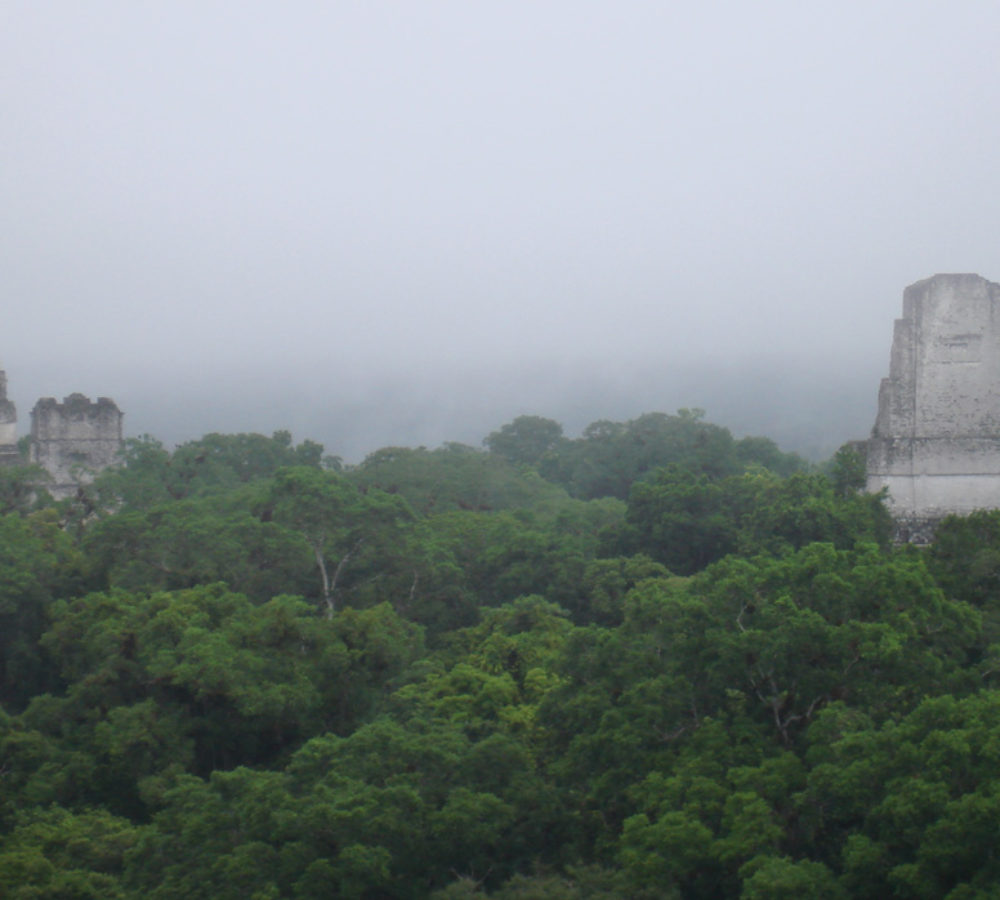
[3,2,999,459]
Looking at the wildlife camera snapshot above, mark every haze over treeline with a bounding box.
[3,3,998,458]
[9,354,877,463]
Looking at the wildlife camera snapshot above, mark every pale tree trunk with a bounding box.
[314,539,362,618]
[313,545,333,616]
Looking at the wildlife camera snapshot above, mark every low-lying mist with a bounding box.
[8,354,881,464]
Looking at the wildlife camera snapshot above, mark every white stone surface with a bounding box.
[30,394,123,497]
[867,274,1000,521]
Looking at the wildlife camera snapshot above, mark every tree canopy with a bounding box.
[0,416,995,897]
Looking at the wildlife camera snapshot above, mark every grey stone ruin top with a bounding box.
[29,393,124,498]
[0,369,124,497]
[865,273,1000,541]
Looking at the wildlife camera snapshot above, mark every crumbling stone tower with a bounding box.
[866,273,1000,541]
[0,370,19,464]
[30,394,123,497]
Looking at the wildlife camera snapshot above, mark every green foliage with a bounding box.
[573,554,672,626]
[354,442,574,515]
[802,691,1000,897]
[260,466,415,614]
[90,431,326,510]
[929,509,1000,612]
[83,497,314,602]
[10,585,422,818]
[0,463,54,515]
[620,465,891,575]
[0,510,88,707]
[623,465,737,574]
[740,856,847,899]
[423,511,590,613]
[485,416,566,467]
[536,410,805,500]
[828,443,869,497]
[7,412,1000,898]
[0,805,138,900]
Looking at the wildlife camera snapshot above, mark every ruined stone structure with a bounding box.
[0,366,125,494]
[0,371,20,465]
[29,394,124,498]
[866,273,1000,541]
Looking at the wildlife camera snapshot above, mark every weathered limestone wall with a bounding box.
[30,394,123,497]
[0,370,18,463]
[866,274,1000,538]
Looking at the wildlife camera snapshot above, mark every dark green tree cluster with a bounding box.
[486,410,806,501]
[0,421,997,897]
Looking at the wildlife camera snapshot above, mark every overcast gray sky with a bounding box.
[3,2,999,458]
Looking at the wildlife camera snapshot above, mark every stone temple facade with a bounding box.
[0,368,124,498]
[865,273,1000,542]
[0,372,20,466]
[30,394,124,497]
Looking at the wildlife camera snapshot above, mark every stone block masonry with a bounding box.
[0,370,19,465]
[30,393,124,498]
[865,274,1000,541]
[0,366,125,496]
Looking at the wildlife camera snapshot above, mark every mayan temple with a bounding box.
[0,365,125,497]
[30,394,124,498]
[0,369,19,465]
[865,273,1000,542]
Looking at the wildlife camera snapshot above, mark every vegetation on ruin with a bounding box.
[1,412,997,898]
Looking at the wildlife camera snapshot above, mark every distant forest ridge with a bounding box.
[12,354,880,463]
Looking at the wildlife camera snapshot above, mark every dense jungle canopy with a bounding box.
[2,410,999,898]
